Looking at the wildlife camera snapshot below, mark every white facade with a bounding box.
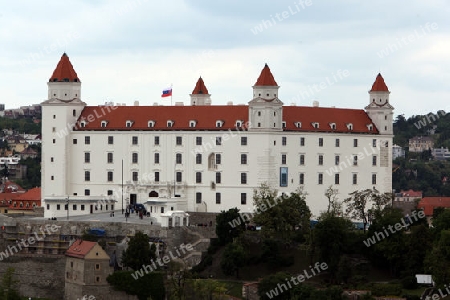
[392,144,405,160]
[41,56,393,222]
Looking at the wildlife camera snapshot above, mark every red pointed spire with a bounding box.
[49,53,80,82]
[192,77,209,94]
[254,64,278,86]
[370,73,389,92]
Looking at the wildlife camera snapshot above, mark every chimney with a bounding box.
[134,101,139,106]
[313,101,319,107]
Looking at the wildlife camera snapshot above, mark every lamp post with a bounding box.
[66,196,69,221]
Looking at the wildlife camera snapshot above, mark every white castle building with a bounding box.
[41,53,393,225]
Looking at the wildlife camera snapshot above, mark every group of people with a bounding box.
[125,204,146,219]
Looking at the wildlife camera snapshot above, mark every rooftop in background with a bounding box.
[417,197,450,216]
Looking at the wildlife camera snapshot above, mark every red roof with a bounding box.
[192,77,209,94]
[14,187,41,201]
[417,197,450,216]
[370,73,389,92]
[254,64,278,86]
[74,105,378,133]
[0,181,24,193]
[66,240,97,259]
[49,53,80,82]
[398,189,422,198]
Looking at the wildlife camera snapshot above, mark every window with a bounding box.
[107,152,113,163]
[372,156,377,166]
[236,120,242,127]
[85,136,90,144]
[176,153,182,164]
[132,136,138,145]
[282,154,286,164]
[84,152,90,163]
[319,138,323,147]
[335,173,340,184]
[241,137,247,146]
[52,127,56,132]
[216,153,221,165]
[351,173,357,184]
[335,155,340,165]
[241,154,247,165]
[216,120,224,128]
[258,111,261,116]
[372,139,377,147]
[300,154,305,165]
[101,121,108,128]
[196,137,202,146]
[161,207,164,213]
[73,204,77,210]
[318,155,323,165]
[51,157,54,162]
[65,204,68,210]
[51,176,54,180]
[148,120,155,128]
[57,204,60,210]
[167,120,174,127]
[107,171,113,182]
[372,174,377,184]
[335,139,340,147]
[107,190,113,195]
[81,205,85,211]
[353,139,358,147]
[196,154,202,164]
[73,139,77,144]
[126,120,133,127]
[108,136,114,144]
[154,153,160,164]
[299,173,304,185]
[132,171,138,182]
[347,123,353,130]
[96,277,100,283]
[85,171,90,181]
[300,137,305,146]
[280,167,288,187]
[132,153,138,163]
[189,120,196,128]
[318,173,323,185]
[85,189,90,196]
[216,193,221,204]
[53,139,56,144]
[95,264,100,270]
[176,136,182,145]
[353,155,358,166]
[196,192,202,204]
[282,137,287,146]
[196,172,202,183]
[73,109,76,117]
[241,173,247,184]
[47,204,50,210]
[330,123,336,130]
[216,137,222,145]
[241,193,247,205]
[282,121,286,128]
[295,122,301,128]
[155,172,159,182]
[155,136,160,145]
[216,172,221,184]
[176,172,182,182]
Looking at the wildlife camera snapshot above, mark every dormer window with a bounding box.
[294,122,301,128]
[329,123,336,130]
[312,122,319,129]
[80,121,86,128]
[236,120,243,127]
[101,121,108,128]
[367,124,373,131]
[189,120,197,128]
[347,123,353,130]
[282,121,286,128]
[148,120,155,128]
[216,120,224,128]
[126,120,134,128]
[167,120,174,127]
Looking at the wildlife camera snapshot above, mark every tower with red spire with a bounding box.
[248,64,284,131]
[365,73,394,135]
[47,53,81,101]
[190,77,211,106]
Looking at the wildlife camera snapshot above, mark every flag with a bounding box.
[161,87,172,97]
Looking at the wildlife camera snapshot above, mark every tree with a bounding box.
[425,230,450,286]
[343,189,390,232]
[215,208,245,245]
[0,267,21,300]
[253,184,311,241]
[167,260,190,300]
[325,185,339,214]
[220,241,246,278]
[121,231,157,271]
[190,279,227,300]
[258,272,293,300]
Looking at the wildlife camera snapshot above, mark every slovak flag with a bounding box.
[161,87,172,97]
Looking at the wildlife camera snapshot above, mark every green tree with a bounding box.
[0,267,21,300]
[220,241,246,278]
[190,279,227,300]
[425,230,450,286]
[107,271,165,300]
[121,231,157,271]
[258,272,292,300]
[215,208,245,245]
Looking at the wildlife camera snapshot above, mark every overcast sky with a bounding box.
[1,0,448,118]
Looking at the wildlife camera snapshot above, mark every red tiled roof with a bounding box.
[66,240,97,259]
[14,187,41,201]
[192,77,209,94]
[0,181,24,193]
[398,189,422,198]
[254,64,278,86]
[417,197,450,216]
[0,193,21,202]
[49,53,80,83]
[20,147,37,155]
[74,105,378,133]
[370,73,389,92]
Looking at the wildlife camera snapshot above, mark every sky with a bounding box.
[0,0,449,118]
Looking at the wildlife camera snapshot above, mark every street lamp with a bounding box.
[66,196,69,221]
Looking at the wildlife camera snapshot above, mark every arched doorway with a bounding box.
[149,191,159,197]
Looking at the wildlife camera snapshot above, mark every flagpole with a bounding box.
[171,83,173,106]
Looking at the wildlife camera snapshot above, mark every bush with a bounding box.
[401,276,418,290]
[370,283,402,297]
[107,271,165,300]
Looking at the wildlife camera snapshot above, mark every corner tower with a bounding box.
[248,64,283,130]
[365,73,394,135]
[190,77,211,106]
[41,54,86,217]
